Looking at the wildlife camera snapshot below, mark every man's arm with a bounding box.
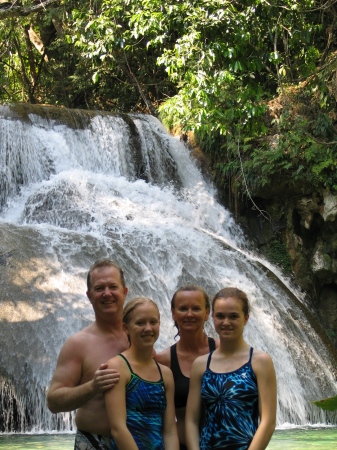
[47,336,119,413]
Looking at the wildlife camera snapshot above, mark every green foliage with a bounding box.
[153,0,337,201]
[312,395,337,412]
[0,0,175,109]
[249,105,337,193]
[265,238,292,274]
[326,330,336,342]
[0,0,337,197]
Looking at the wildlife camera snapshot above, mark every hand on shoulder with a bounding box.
[107,354,126,372]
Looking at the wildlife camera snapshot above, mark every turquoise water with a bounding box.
[269,428,337,449]
[1,429,337,449]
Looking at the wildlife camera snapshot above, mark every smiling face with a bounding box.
[172,290,210,334]
[86,266,128,319]
[212,297,249,340]
[123,300,160,347]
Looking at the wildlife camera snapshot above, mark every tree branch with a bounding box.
[0,0,59,20]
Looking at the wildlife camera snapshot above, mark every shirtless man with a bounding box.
[47,259,129,450]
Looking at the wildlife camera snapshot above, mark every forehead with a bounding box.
[130,303,160,319]
[90,266,122,285]
[174,290,206,306]
[213,297,244,313]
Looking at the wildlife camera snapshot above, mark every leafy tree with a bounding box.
[151,0,337,195]
[0,0,175,109]
[0,0,337,196]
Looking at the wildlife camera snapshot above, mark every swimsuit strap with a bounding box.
[248,347,254,363]
[118,353,163,380]
[208,337,216,351]
[206,350,214,369]
[170,343,180,372]
[154,359,164,381]
[118,353,134,374]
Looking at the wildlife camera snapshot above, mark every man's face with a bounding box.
[86,266,128,317]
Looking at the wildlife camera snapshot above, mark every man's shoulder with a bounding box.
[62,323,97,347]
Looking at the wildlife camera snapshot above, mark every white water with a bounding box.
[0,105,336,433]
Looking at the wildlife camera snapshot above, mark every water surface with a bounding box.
[1,428,337,449]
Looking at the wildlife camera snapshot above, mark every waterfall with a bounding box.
[0,104,336,433]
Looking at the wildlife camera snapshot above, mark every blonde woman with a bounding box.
[105,297,179,450]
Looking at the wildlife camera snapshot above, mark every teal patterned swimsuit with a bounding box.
[109,354,167,450]
[200,348,258,450]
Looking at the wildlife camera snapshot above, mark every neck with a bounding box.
[218,337,248,356]
[177,329,208,351]
[95,315,124,334]
[124,344,154,363]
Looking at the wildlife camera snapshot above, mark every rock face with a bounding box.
[181,128,337,349]
[235,189,337,349]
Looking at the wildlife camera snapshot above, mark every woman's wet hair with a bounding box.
[171,284,210,338]
[212,287,250,316]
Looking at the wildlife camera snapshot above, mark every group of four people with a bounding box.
[47,259,277,450]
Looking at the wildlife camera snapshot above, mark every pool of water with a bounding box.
[270,427,337,449]
[0,428,337,449]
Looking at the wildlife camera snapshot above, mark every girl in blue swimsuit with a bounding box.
[186,288,277,450]
[105,297,179,450]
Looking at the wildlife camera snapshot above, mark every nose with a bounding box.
[186,308,193,316]
[144,321,152,331]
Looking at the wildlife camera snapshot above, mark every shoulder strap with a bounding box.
[118,353,133,374]
[248,347,254,363]
[170,343,179,371]
[206,350,214,369]
[208,337,216,351]
[154,359,164,381]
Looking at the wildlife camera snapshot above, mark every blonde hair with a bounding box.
[123,297,160,324]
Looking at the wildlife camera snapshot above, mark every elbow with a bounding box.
[110,422,130,443]
[110,424,120,440]
[47,398,60,414]
[46,392,63,414]
[268,414,277,433]
[261,417,276,436]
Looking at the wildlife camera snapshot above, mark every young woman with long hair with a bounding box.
[185,287,277,450]
[105,297,179,450]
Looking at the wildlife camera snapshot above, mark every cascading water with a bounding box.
[0,104,336,433]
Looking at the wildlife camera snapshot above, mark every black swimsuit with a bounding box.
[170,337,216,409]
